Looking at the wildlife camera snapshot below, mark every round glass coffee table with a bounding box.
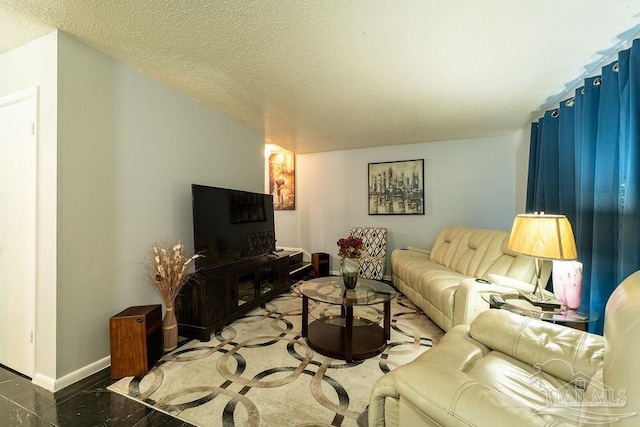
[299,277,397,362]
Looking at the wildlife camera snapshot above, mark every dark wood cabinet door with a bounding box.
[176,254,291,341]
[176,270,232,338]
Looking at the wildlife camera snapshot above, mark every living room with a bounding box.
[1,2,640,426]
[0,20,529,394]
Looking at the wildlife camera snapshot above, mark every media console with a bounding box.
[281,249,313,283]
[176,252,297,341]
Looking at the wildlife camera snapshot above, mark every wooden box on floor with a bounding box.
[312,252,330,277]
[109,304,162,379]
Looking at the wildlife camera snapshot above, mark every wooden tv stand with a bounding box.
[176,252,293,341]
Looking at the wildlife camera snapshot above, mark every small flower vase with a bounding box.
[162,305,178,352]
[342,257,360,289]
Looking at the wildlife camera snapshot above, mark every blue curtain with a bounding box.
[526,39,640,334]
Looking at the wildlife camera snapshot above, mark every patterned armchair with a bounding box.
[348,227,387,280]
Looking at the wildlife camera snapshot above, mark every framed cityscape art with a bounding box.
[368,159,424,215]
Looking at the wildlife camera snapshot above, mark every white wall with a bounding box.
[0,32,59,386]
[514,127,532,214]
[275,135,519,275]
[55,33,265,381]
[1,31,265,389]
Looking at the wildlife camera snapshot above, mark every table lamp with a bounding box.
[507,213,578,308]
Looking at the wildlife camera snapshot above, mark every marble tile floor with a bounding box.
[0,364,194,426]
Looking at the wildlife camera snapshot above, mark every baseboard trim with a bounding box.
[32,373,55,391]
[32,356,111,392]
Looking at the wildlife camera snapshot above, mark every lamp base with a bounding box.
[518,292,563,310]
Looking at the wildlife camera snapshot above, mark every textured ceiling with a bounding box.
[1,1,640,154]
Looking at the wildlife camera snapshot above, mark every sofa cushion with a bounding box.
[484,239,537,284]
[429,227,512,278]
[470,310,604,383]
[392,250,470,325]
[466,351,575,409]
[412,262,466,317]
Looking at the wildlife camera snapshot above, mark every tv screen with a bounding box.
[192,184,276,267]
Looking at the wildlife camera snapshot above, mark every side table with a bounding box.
[311,252,330,277]
[483,293,599,331]
[109,305,162,378]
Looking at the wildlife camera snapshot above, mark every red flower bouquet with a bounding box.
[337,236,366,259]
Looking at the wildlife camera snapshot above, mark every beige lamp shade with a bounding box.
[508,214,578,261]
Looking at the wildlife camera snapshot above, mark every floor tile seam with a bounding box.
[0,383,62,414]
[51,370,112,401]
[56,383,97,400]
[0,393,50,423]
[130,411,170,427]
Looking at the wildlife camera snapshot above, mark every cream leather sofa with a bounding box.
[369,270,640,427]
[392,226,548,332]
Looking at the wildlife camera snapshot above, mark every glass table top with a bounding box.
[298,277,397,307]
[482,292,599,324]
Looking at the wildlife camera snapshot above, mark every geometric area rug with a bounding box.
[108,283,444,427]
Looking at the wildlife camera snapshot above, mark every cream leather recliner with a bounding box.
[369,270,640,426]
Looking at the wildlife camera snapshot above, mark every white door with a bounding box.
[0,88,37,377]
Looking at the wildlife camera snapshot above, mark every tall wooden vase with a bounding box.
[162,305,178,352]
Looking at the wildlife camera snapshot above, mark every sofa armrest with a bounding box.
[394,361,567,426]
[405,246,430,256]
[453,277,529,327]
[470,309,604,383]
[369,371,400,427]
[486,273,539,291]
[369,326,486,427]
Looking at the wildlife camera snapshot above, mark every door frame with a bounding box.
[0,86,38,377]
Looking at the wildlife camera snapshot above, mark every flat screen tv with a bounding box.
[192,184,276,267]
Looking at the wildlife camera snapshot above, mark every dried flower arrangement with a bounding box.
[337,236,366,259]
[148,241,201,351]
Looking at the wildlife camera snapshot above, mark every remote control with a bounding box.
[522,292,541,302]
[490,295,506,307]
